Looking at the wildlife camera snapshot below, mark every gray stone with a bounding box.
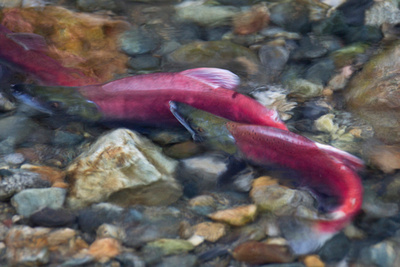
[119,28,159,56]
[175,4,239,27]
[77,0,119,12]
[0,169,51,200]
[11,188,66,217]
[128,55,160,71]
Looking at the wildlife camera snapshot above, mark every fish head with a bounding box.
[11,84,102,121]
[169,101,238,155]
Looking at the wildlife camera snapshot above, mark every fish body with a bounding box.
[15,68,288,130]
[226,123,363,232]
[170,101,363,235]
[0,25,96,86]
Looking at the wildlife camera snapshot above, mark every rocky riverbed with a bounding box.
[2,0,400,266]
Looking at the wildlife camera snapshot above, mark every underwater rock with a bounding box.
[287,78,324,99]
[88,238,121,263]
[144,238,194,256]
[11,187,66,217]
[250,176,315,216]
[0,91,16,112]
[177,153,228,196]
[128,54,160,71]
[233,241,294,265]
[208,204,257,227]
[0,6,130,83]
[66,128,182,209]
[175,3,238,27]
[233,3,269,35]
[345,41,400,144]
[258,44,289,82]
[119,28,160,56]
[21,164,66,188]
[359,240,397,267]
[367,145,400,173]
[77,0,120,12]
[193,222,228,242]
[165,40,260,76]
[5,226,88,266]
[365,0,400,27]
[0,169,51,200]
[303,255,325,267]
[29,207,76,227]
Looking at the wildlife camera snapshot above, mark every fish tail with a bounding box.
[315,142,364,172]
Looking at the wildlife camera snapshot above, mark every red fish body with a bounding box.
[0,25,96,86]
[77,68,289,130]
[226,123,363,233]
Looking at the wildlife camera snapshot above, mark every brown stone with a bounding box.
[193,222,228,242]
[21,164,65,187]
[368,145,400,173]
[208,204,257,226]
[233,4,270,35]
[88,238,121,262]
[303,255,325,267]
[233,241,294,265]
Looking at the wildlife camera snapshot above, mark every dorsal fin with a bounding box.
[180,68,240,90]
[7,33,48,52]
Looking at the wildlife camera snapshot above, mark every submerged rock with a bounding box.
[144,238,194,256]
[208,204,257,227]
[175,3,238,27]
[345,41,400,144]
[233,241,294,265]
[0,169,51,200]
[66,128,182,209]
[0,6,130,83]
[165,40,260,76]
[11,187,66,217]
[233,3,270,35]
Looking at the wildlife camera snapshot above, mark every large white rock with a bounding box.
[66,129,182,209]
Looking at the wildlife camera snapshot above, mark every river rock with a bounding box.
[88,238,121,263]
[0,169,51,200]
[5,226,88,266]
[208,204,257,227]
[233,241,294,265]
[144,238,194,256]
[193,222,228,242]
[250,176,316,216]
[259,44,290,83]
[165,40,260,76]
[11,187,67,217]
[177,153,228,195]
[29,207,76,227]
[345,41,400,144]
[119,28,160,56]
[175,3,239,27]
[365,0,400,27]
[233,3,269,35]
[66,128,182,208]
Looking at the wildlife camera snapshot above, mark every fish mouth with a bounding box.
[169,101,204,142]
[11,84,54,115]
[10,84,102,121]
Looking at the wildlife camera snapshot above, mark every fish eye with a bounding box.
[196,127,204,133]
[47,101,64,109]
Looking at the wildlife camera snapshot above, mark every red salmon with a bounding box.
[170,101,363,243]
[226,123,363,233]
[75,68,289,130]
[0,25,96,86]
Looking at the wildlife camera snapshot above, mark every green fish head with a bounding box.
[11,84,102,121]
[169,101,237,155]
